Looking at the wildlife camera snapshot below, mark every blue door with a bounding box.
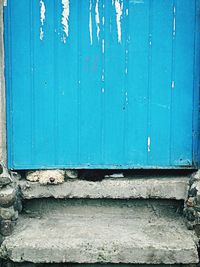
[4,0,200,169]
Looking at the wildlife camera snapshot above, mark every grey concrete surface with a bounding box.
[0,263,194,267]
[19,176,190,200]
[0,1,6,165]
[1,199,198,264]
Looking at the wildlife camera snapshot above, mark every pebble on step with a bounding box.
[0,220,15,236]
[0,207,18,221]
[65,170,78,179]
[0,186,16,208]
[0,165,12,187]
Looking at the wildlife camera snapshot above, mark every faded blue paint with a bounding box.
[3,0,200,170]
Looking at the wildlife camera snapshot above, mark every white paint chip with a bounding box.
[102,39,105,53]
[125,91,128,104]
[102,16,105,26]
[114,0,123,43]
[102,68,105,82]
[3,0,7,7]
[95,0,100,41]
[89,0,93,45]
[132,0,144,4]
[173,5,176,38]
[61,0,70,43]
[40,0,46,40]
[148,137,151,152]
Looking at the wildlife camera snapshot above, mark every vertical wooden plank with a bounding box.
[32,0,55,167]
[53,0,58,165]
[122,0,129,165]
[125,0,149,166]
[3,2,11,167]
[77,0,82,166]
[104,0,126,165]
[100,0,106,165]
[192,0,200,167]
[56,0,79,166]
[5,0,32,168]
[30,0,35,166]
[79,0,102,166]
[148,1,173,166]
[170,0,195,166]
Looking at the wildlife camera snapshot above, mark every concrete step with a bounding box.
[19,175,190,200]
[0,263,195,267]
[0,199,198,264]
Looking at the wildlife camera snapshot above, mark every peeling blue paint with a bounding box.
[3,0,200,169]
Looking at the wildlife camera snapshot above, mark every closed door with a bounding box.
[4,0,200,169]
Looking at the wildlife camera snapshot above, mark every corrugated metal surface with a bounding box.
[4,0,200,169]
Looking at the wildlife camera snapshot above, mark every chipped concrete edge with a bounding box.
[19,176,190,200]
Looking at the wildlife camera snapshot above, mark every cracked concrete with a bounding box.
[1,199,199,264]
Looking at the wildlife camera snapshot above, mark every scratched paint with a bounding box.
[40,0,46,40]
[125,92,128,105]
[148,137,151,152]
[89,0,93,45]
[61,0,70,43]
[132,0,144,4]
[88,0,124,45]
[102,39,105,53]
[37,0,133,45]
[113,0,123,43]
[3,0,7,7]
[5,0,197,169]
[95,0,100,41]
[173,5,176,38]
[171,4,176,89]
[57,0,125,45]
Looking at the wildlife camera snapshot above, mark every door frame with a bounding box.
[0,0,7,171]
[193,0,200,167]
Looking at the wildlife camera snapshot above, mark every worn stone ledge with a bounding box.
[19,176,189,200]
[1,199,198,264]
[0,263,195,267]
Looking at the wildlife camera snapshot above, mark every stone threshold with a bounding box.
[19,176,190,200]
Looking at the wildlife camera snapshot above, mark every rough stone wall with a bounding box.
[185,170,200,231]
[0,170,22,238]
[0,1,21,238]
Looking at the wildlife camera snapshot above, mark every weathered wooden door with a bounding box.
[4,0,200,169]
